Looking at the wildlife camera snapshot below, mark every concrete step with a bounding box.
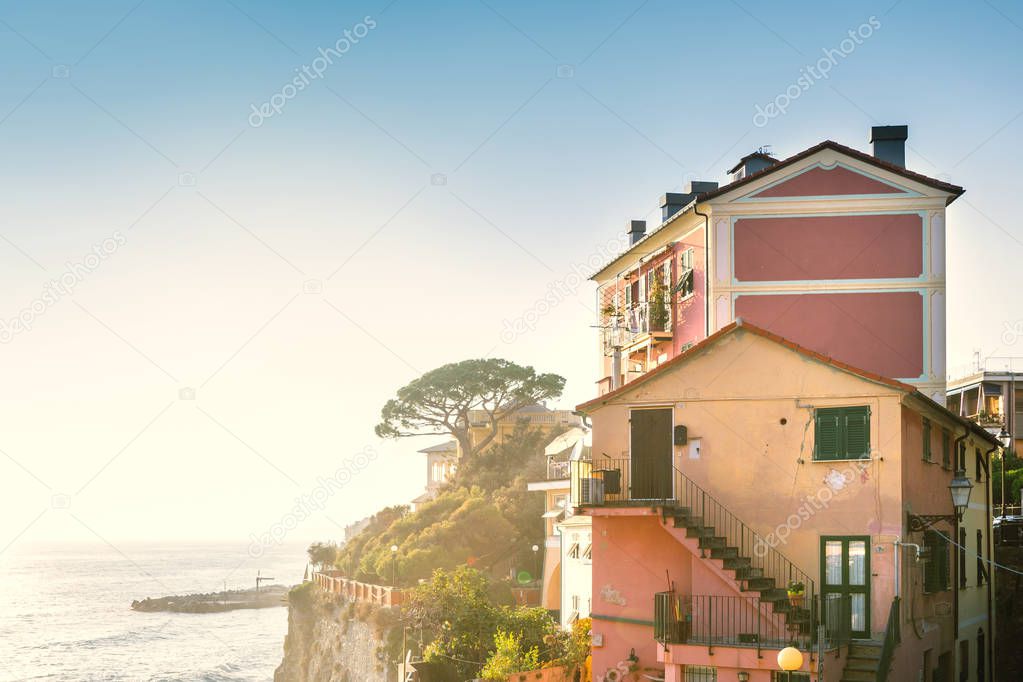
[698,536,727,549]
[709,546,739,559]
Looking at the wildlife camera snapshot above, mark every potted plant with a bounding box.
[787,581,805,608]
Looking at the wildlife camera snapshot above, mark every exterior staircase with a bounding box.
[840,640,884,681]
[661,505,814,638]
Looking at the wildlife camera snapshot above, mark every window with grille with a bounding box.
[814,406,870,460]
[771,673,810,682]
[684,666,716,681]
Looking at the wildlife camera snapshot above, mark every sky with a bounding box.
[1,0,1022,553]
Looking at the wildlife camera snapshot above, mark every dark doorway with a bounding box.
[630,407,674,500]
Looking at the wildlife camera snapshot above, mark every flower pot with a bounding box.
[788,593,804,608]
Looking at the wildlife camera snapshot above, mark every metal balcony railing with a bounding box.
[655,592,850,655]
[600,302,672,355]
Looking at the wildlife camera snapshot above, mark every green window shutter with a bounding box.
[922,419,932,462]
[815,410,841,460]
[815,406,870,460]
[843,407,871,459]
[924,530,950,593]
[942,431,951,469]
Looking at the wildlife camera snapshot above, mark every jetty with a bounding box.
[131,584,289,613]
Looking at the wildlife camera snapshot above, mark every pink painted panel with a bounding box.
[734,291,924,378]
[751,165,905,198]
[734,213,923,281]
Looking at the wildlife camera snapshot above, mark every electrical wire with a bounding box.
[928,529,1023,577]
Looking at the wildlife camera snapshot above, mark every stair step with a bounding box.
[685,525,714,538]
[744,577,775,590]
[722,557,752,570]
[709,546,739,559]
[698,536,727,549]
[845,659,881,672]
[758,588,788,602]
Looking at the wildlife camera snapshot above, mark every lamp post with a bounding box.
[907,470,974,531]
[777,646,803,681]
[390,544,398,586]
[531,544,540,584]
[999,426,1012,516]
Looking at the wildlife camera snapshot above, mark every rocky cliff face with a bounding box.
[275,588,392,682]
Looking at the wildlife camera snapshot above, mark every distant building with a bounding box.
[527,426,592,630]
[410,440,457,510]
[947,370,1022,450]
[344,516,372,543]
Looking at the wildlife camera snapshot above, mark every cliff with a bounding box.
[275,584,395,682]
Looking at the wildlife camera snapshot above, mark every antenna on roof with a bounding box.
[756,145,773,156]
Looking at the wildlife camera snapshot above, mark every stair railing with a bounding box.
[876,596,901,682]
[668,462,816,618]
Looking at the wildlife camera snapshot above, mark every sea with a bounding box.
[0,542,307,681]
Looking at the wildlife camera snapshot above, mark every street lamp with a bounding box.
[391,544,398,586]
[531,544,540,584]
[777,646,803,681]
[907,470,975,531]
[999,427,1012,515]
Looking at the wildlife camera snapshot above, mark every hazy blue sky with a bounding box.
[2,0,1022,551]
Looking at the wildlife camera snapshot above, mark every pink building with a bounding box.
[574,321,997,682]
[595,126,957,405]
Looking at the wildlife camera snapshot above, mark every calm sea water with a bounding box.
[0,542,306,681]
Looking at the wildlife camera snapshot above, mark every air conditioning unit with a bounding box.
[579,477,605,505]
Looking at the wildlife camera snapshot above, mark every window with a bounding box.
[582,543,592,560]
[567,542,580,559]
[674,248,695,300]
[684,666,717,682]
[923,418,932,462]
[814,406,871,460]
[771,674,809,682]
[976,448,984,482]
[960,527,967,588]
[977,530,989,586]
[957,441,967,472]
[942,430,952,469]
[959,640,969,682]
[977,629,986,681]
[923,530,950,593]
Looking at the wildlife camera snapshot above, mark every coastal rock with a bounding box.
[275,586,392,682]
[130,586,289,613]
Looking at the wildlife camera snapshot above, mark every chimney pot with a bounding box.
[627,220,646,245]
[869,125,908,167]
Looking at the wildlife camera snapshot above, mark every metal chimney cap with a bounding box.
[869,125,908,143]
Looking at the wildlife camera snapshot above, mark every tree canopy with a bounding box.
[374,358,565,459]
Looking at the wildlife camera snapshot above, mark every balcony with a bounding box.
[654,592,850,654]
[601,302,672,357]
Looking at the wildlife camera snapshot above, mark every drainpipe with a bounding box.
[952,428,968,643]
[693,203,710,337]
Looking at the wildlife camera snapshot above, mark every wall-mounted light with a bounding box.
[737,673,750,682]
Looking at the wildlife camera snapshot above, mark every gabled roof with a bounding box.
[703,139,963,204]
[590,138,964,281]
[577,319,1000,447]
[417,441,457,454]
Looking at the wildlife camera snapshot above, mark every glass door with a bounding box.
[821,536,871,639]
